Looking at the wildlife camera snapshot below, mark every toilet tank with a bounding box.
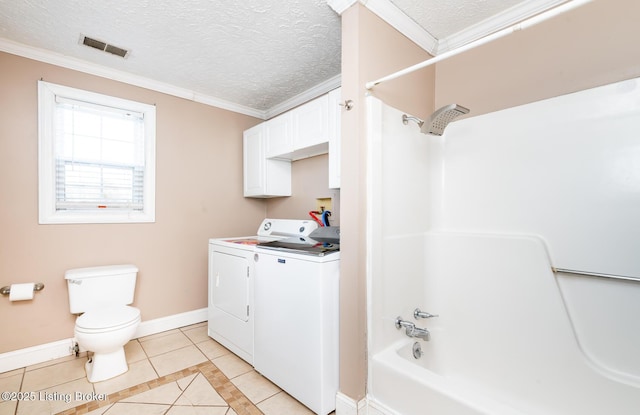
[65,264,138,313]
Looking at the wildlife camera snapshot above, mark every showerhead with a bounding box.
[401,104,470,136]
[421,104,469,136]
[402,104,469,135]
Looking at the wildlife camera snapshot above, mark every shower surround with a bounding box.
[365,77,640,414]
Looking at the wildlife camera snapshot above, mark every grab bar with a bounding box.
[552,267,640,283]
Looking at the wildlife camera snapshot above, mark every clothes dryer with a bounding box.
[208,219,317,364]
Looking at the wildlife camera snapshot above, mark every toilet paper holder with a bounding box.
[0,283,45,296]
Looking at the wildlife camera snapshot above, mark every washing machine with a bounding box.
[208,218,317,364]
[253,230,340,415]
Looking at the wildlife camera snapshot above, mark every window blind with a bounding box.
[54,97,146,211]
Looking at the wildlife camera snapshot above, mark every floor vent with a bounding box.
[80,35,129,58]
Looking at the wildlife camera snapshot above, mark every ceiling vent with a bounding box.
[79,34,130,58]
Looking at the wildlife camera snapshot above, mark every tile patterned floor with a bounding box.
[0,323,329,415]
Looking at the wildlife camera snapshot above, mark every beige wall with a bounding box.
[265,154,340,225]
[0,52,338,355]
[436,0,640,116]
[0,52,266,353]
[339,4,435,400]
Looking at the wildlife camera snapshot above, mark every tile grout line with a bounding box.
[198,361,264,415]
[135,338,162,381]
[53,361,263,415]
[54,364,199,415]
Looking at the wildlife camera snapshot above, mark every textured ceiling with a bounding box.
[0,0,560,118]
[389,0,524,39]
[0,0,342,116]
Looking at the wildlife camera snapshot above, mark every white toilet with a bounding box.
[65,264,141,383]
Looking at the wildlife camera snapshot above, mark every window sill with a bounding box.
[38,211,155,225]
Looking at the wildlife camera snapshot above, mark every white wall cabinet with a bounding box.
[290,94,329,160]
[328,87,341,189]
[265,112,293,159]
[243,87,341,197]
[265,94,330,161]
[243,123,291,198]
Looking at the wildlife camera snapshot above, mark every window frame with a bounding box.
[38,81,156,224]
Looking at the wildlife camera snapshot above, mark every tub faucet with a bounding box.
[395,317,430,341]
[414,308,439,319]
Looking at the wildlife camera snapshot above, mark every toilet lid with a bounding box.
[76,305,140,330]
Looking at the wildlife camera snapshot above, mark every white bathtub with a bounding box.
[365,94,640,415]
[366,232,640,415]
[369,339,524,415]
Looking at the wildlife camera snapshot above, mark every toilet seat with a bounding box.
[76,305,141,333]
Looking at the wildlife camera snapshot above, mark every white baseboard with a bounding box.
[335,392,399,415]
[366,398,398,415]
[134,307,208,338]
[0,339,76,374]
[0,308,208,374]
[367,400,395,415]
[336,392,367,415]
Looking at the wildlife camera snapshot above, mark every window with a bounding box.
[38,81,156,224]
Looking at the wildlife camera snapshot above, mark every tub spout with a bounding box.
[410,326,431,341]
[395,317,430,341]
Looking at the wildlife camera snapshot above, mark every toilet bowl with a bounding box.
[75,305,141,383]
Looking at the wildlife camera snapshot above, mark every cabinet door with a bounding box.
[328,88,341,189]
[243,123,292,198]
[265,112,292,158]
[243,124,266,197]
[292,94,329,150]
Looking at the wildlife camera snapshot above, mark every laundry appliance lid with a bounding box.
[257,236,339,256]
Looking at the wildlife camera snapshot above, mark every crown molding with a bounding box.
[356,0,567,57]
[265,74,341,119]
[361,0,439,55]
[1,1,567,118]
[327,0,357,15]
[0,37,341,120]
[327,0,438,54]
[436,0,567,54]
[0,37,268,119]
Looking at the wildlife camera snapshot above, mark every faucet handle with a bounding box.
[395,316,414,330]
[414,308,439,320]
